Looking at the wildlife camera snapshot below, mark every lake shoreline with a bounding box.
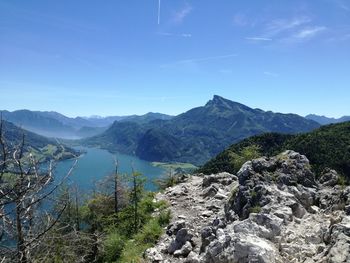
[54,147,166,192]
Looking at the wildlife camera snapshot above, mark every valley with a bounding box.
[2,95,322,168]
[83,95,320,165]
[1,96,349,263]
[3,95,349,195]
[2,2,350,262]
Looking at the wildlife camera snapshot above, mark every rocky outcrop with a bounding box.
[145,151,350,263]
[144,173,237,262]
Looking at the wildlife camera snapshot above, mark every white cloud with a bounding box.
[265,17,312,37]
[158,0,161,25]
[175,54,238,64]
[173,3,192,24]
[294,26,327,39]
[245,37,273,41]
[249,16,328,44]
[263,71,279,77]
[181,33,192,38]
[157,32,192,38]
[333,0,350,11]
[161,53,238,68]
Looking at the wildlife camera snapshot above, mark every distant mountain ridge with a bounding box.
[305,114,350,125]
[84,95,320,165]
[0,120,77,160]
[121,112,173,124]
[1,119,55,150]
[0,110,77,139]
[0,110,173,139]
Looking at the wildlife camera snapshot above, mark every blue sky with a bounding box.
[0,0,349,117]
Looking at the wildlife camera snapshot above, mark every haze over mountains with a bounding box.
[4,95,350,166]
[0,110,173,139]
[305,114,350,125]
[0,120,77,160]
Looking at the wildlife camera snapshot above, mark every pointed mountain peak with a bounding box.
[206,95,231,107]
[205,95,253,112]
[212,95,230,104]
[212,94,225,101]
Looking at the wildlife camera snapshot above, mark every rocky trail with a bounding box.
[145,151,350,263]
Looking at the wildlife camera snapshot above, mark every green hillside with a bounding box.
[1,120,78,161]
[84,95,320,165]
[199,121,350,180]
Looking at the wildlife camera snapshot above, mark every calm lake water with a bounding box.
[54,147,166,193]
[5,148,164,246]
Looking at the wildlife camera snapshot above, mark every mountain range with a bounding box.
[0,120,77,161]
[84,95,320,165]
[305,114,350,125]
[0,110,173,139]
[7,96,350,166]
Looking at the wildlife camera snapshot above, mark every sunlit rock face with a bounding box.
[145,151,350,263]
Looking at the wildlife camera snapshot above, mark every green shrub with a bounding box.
[157,209,171,226]
[118,207,169,262]
[119,219,163,263]
[229,186,239,202]
[249,205,261,214]
[115,206,139,238]
[103,232,126,262]
[135,218,163,244]
[198,133,291,175]
[153,199,169,210]
[199,123,350,181]
[156,173,178,190]
[230,145,262,173]
[119,240,147,263]
[338,175,347,188]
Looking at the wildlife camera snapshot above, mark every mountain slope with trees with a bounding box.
[1,120,77,160]
[199,121,350,180]
[85,95,320,165]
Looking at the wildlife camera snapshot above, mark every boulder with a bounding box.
[203,233,281,263]
[173,241,192,257]
[166,220,186,236]
[168,228,193,254]
[176,228,193,245]
[326,217,350,263]
[232,234,280,263]
[200,226,216,252]
[202,185,218,198]
[202,172,237,187]
[185,251,200,263]
[319,169,339,187]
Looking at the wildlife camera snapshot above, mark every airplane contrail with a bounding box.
[158,0,161,25]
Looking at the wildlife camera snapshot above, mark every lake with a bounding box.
[54,147,166,193]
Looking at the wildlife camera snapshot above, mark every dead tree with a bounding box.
[0,120,77,263]
[94,158,127,213]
